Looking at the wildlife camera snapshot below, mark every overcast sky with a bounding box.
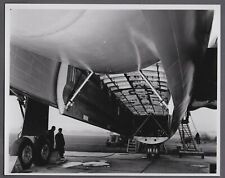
[6,96,218,137]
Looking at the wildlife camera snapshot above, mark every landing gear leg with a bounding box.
[146,145,160,159]
[10,96,50,169]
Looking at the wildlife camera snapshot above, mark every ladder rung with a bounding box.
[178,121,199,152]
[127,139,137,153]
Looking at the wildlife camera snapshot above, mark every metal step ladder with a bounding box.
[177,112,204,158]
[127,138,138,153]
[178,119,198,151]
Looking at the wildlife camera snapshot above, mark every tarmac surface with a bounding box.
[14,151,217,175]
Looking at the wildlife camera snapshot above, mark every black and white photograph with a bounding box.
[4,4,220,176]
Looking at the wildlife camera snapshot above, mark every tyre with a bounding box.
[17,137,34,169]
[33,136,51,165]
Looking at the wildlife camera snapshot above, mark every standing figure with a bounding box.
[47,126,55,151]
[55,128,65,158]
[195,132,201,144]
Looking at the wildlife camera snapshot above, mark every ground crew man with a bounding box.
[195,132,201,144]
[55,128,65,158]
[47,126,55,151]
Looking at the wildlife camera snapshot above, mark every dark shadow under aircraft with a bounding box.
[7,7,217,169]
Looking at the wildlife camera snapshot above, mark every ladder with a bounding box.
[127,138,138,153]
[178,119,198,151]
[177,113,204,158]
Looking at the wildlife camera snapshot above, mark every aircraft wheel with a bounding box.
[33,136,51,165]
[17,137,34,169]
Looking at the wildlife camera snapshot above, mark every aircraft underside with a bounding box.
[10,42,216,140]
[10,45,171,139]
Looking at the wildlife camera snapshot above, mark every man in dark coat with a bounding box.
[47,126,55,151]
[55,128,65,158]
[195,132,201,144]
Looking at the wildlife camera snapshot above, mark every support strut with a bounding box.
[132,115,151,137]
[65,71,94,110]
